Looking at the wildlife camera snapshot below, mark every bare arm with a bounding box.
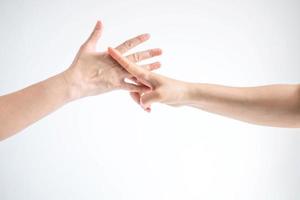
[0,21,162,140]
[0,73,71,140]
[108,47,300,128]
[185,83,300,127]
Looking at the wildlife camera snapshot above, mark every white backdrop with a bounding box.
[0,0,299,199]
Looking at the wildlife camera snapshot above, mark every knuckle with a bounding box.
[80,42,91,51]
[149,50,155,56]
[133,53,140,62]
[145,65,151,70]
[124,40,133,48]
[80,43,87,50]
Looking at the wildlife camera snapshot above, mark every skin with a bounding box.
[0,21,162,141]
[108,47,300,128]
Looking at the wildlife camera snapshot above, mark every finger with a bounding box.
[108,47,148,79]
[115,33,150,54]
[130,92,151,112]
[126,48,162,63]
[130,92,141,105]
[124,62,160,80]
[140,91,161,109]
[141,62,161,70]
[84,20,103,49]
[120,82,150,93]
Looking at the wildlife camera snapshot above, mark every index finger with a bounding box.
[108,47,148,79]
[115,33,150,54]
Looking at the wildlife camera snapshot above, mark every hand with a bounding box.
[62,21,162,101]
[108,47,190,112]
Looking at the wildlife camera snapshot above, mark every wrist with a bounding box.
[58,70,82,102]
[170,81,197,107]
[40,72,76,106]
[182,82,204,107]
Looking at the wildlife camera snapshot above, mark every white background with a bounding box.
[0,0,300,199]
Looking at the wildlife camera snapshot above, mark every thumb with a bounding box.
[84,20,103,49]
[140,91,161,109]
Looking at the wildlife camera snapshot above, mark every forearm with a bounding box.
[184,83,300,127]
[0,72,72,140]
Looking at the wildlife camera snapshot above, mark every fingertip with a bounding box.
[156,48,163,55]
[95,20,103,30]
[158,61,162,67]
[140,99,146,109]
[148,62,161,70]
[107,47,117,56]
[107,47,113,55]
[155,61,161,68]
[140,97,151,110]
[150,48,163,56]
[141,33,151,41]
